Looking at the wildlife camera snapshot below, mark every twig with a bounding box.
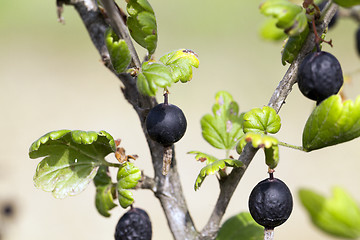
[99,0,142,68]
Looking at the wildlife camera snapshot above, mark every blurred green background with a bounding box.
[1,0,360,239]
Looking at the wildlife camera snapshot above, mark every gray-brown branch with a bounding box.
[64,1,338,239]
[69,1,198,239]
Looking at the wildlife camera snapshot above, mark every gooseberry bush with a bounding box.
[29,0,360,239]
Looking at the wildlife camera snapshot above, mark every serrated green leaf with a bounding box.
[194,159,243,190]
[299,187,360,239]
[333,0,360,8]
[29,130,116,199]
[159,49,199,83]
[117,162,141,208]
[201,91,244,150]
[127,0,157,55]
[236,132,279,169]
[188,151,219,165]
[243,106,281,134]
[303,95,360,151]
[281,25,309,65]
[260,0,308,36]
[94,166,117,217]
[105,29,131,73]
[216,212,264,240]
[136,61,173,96]
[260,18,287,41]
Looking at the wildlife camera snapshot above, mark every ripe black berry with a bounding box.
[146,103,187,147]
[297,51,343,104]
[115,207,152,240]
[248,177,293,230]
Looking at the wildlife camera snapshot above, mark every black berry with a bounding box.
[115,207,152,240]
[297,51,343,104]
[146,103,187,147]
[248,177,293,230]
[356,26,360,56]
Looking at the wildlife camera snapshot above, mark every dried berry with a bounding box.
[115,207,152,240]
[146,103,187,147]
[248,177,293,230]
[297,51,343,104]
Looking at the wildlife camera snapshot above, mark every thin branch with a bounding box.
[268,3,339,112]
[199,4,339,239]
[99,0,142,68]
[136,172,156,191]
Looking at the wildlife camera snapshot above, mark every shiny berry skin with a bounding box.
[248,178,293,230]
[146,103,187,147]
[115,208,152,240]
[297,51,343,104]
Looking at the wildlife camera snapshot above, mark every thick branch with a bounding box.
[69,1,198,239]
[199,4,339,239]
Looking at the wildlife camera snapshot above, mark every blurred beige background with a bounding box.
[1,0,360,239]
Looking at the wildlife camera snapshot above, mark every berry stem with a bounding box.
[264,229,274,240]
[269,171,274,180]
[163,89,169,105]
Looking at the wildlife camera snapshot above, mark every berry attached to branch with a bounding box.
[297,51,343,104]
[248,176,293,233]
[145,92,187,175]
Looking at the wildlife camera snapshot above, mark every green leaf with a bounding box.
[201,91,244,150]
[126,0,157,55]
[194,159,243,190]
[29,130,116,199]
[260,18,287,41]
[299,187,360,239]
[302,95,360,151]
[216,212,264,240]
[159,49,199,83]
[243,106,281,134]
[105,28,131,73]
[236,132,279,169]
[117,162,141,208]
[136,61,173,96]
[94,166,117,217]
[333,0,360,8]
[281,25,309,65]
[188,151,219,165]
[260,0,308,36]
